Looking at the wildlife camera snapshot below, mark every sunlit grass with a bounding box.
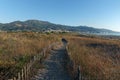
[0,32,60,71]
[67,35,120,79]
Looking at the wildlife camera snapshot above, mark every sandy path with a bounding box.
[32,44,71,80]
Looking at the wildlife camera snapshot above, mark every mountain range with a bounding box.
[0,20,118,34]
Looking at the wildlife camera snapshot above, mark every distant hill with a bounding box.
[0,20,118,34]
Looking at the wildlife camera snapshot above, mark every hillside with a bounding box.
[0,20,117,34]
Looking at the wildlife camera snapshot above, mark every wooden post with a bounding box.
[13,77,17,80]
[26,63,29,80]
[29,66,32,80]
[21,69,24,80]
[8,79,13,80]
[34,56,36,61]
[36,54,38,60]
[17,72,21,80]
[24,66,27,80]
[43,48,46,57]
[78,66,81,80]
[29,61,32,79]
[38,54,41,60]
[40,56,42,63]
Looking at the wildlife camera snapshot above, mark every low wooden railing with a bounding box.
[1,43,56,80]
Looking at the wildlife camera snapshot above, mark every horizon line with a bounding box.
[0,19,118,32]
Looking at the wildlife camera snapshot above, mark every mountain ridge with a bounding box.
[0,20,118,34]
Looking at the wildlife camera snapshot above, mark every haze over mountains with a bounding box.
[0,20,119,35]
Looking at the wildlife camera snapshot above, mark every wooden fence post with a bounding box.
[34,56,36,61]
[24,65,27,80]
[28,62,31,80]
[43,48,46,57]
[36,54,38,60]
[21,69,24,80]
[26,63,29,80]
[8,79,13,80]
[6,44,55,80]
[78,66,81,80]
[13,77,17,80]
[38,53,41,60]
[17,72,21,80]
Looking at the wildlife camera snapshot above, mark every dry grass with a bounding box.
[0,32,120,79]
[66,35,120,79]
[0,32,60,74]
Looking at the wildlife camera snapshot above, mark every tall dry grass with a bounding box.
[0,32,60,76]
[67,35,120,79]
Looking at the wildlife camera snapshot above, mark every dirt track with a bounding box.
[32,43,71,80]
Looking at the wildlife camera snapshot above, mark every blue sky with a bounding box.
[0,0,120,31]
